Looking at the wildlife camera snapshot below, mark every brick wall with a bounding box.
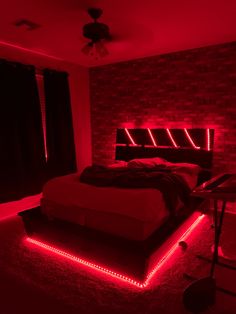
[89,41,236,173]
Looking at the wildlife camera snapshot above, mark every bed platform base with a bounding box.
[19,198,205,282]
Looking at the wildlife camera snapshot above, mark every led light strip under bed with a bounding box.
[25,213,205,289]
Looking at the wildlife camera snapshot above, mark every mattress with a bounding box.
[42,174,168,222]
[42,170,198,224]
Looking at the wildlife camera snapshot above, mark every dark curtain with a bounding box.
[0,60,46,203]
[43,69,76,179]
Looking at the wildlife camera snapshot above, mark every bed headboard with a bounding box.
[115,128,214,170]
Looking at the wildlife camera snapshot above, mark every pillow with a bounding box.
[127,157,169,169]
[107,160,128,169]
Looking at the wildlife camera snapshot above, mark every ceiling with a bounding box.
[1,0,236,67]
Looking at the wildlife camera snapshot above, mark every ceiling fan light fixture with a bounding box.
[95,41,109,57]
[81,42,93,55]
[81,8,110,59]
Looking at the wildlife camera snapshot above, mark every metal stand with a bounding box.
[183,200,231,313]
[210,200,226,276]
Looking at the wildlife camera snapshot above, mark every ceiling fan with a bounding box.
[81,8,111,58]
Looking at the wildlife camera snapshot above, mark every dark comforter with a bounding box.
[80,165,191,215]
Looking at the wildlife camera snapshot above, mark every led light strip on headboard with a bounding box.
[117,128,214,151]
[147,128,157,147]
[166,128,178,148]
[183,128,200,150]
[124,128,137,146]
[116,128,214,170]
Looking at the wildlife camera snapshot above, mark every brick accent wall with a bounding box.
[89,41,236,173]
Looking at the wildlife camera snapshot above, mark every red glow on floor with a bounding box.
[124,128,137,145]
[145,214,204,285]
[0,194,41,220]
[147,128,157,147]
[26,237,145,288]
[0,40,63,60]
[184,128,200,150]
[166,128,178,148]
[25,214,205,289]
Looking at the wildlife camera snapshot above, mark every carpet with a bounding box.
[0,212,236,314]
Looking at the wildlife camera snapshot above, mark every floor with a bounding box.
[0,211,236,314]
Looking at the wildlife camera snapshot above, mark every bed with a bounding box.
[39,128,214,241]
[19,128,214,281]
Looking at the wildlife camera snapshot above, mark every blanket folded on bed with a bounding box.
[79,165,191,215]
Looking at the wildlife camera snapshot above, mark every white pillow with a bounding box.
[128,157,169,169]
[107,160,128,169]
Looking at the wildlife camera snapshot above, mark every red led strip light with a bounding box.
[147,128,157,147]
[166,129,178,148]
[184,129,200,150]
[25,214,204,289]
[26,237,144,288]
[207,129,211,151]
[144,214,204,285]
[124,128,137,146]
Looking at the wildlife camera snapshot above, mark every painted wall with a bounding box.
[89,41,236,174]
[0,44,91,219]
